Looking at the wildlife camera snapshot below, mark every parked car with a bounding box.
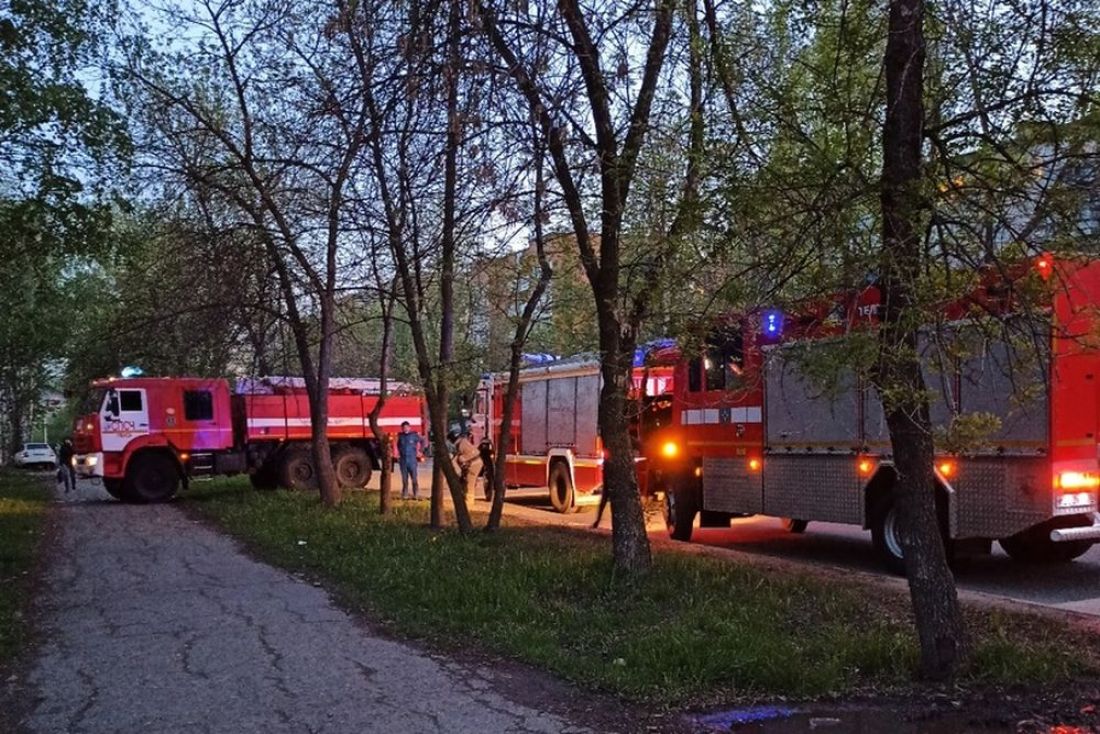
[14,442,57,470]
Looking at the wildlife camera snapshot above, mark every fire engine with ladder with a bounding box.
[72,375,425,503]
[475,255,1100,571]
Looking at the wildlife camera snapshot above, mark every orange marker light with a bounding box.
[1056,471,1100,490]
[748,458,761,472]
[179,452,190,462]
[937,460,956,478]
[857,458,875,476]
[1035,253,1054,281]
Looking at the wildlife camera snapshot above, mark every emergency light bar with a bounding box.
[761,309,784,339]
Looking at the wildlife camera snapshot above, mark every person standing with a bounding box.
[396,422,424,500]
[57,438,76,494]
[591,489,610,529]
[452,429,483,511]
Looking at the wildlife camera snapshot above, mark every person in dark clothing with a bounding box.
[395,422,424,499]
[591,489,610,528]
[57,438,76,494]
[477,436,495,501]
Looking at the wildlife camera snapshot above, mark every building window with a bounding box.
[184,390,214,421]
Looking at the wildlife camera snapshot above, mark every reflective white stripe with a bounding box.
[732,407,762,423]
[376,417,423,427]
[246,417,422,428]
[681,407,762,425]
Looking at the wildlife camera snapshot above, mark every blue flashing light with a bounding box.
[120,365,145,378]
[761,309,784,339]
[634,338,677,367]
[521,353,559,365]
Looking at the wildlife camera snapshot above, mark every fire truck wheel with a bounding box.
[700,510,732,528]
[782,518,809,534]
[249,465,279,491]
[123,452,180,504]
[665,485,698,541]
[548,462,575,513]
[999,518,1095,564]
[870,498,906,575]
[334,447,372,489]
[102,477,128,501]
[279,450,317,491]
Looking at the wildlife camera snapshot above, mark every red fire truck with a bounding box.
[471,356,674,512]
[644,255,1100,571]
[475,256,1100,571]
[72,375,425,503]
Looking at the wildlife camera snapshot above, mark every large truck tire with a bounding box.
[700,510,732,528]
[548,461,574,513]
[1000,517,1094,563]
[122,452,180,504]
[665,482,698,542]
[279,449,317,491]
[249,463,279,491]
[102,477,129,501]
[870,496,906,575]
[334,446,372,489]
[782,518,809,534]
[870,493,955,576]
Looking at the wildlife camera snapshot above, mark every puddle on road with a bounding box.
[691,705,1094,733]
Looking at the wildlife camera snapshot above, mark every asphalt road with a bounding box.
[502,491,1100,617]
[21,478,604,734]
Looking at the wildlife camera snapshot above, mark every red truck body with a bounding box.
[645,256,1100,569]
[476,255,1100,570]
[471,358,674,511]
[73,375,425,502]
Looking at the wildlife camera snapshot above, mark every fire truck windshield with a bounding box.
[78,388,107,415]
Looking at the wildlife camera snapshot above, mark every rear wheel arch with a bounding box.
[866,466,955,575]
[863,466,898,529]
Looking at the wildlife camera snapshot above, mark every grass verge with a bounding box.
[0,470,51,666]
[185,478,1100,705]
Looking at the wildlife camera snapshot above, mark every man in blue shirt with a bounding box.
[396,421,424,499]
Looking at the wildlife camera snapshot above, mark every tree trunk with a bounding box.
[879,0,966,680]
[486,369,517,531]
[431,456,444,528]
[309,296,340,506]
[425,0,474,533]
[378,432,393,514]
[598,338,652,573]
[369,280,396,515]
[8,391,23,459]
[487,143,552,531]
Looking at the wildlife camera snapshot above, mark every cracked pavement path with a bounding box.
[23,479,599,734]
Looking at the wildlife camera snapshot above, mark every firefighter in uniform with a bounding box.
[452,429,482,511]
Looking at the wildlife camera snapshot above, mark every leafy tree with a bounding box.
[0,0,125,457]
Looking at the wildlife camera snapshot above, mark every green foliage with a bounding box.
[0,471,50,665]
[185,477,1100,700]
[0,0,126,452]
[63,209,276,389]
